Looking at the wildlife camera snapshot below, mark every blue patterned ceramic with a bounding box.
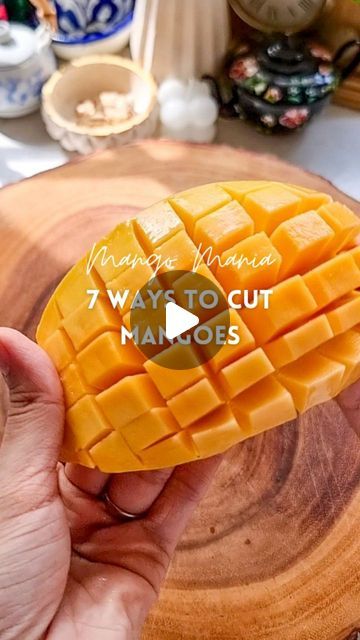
[54,0,134,40]
[0,22,56,118]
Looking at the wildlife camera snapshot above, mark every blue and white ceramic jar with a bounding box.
[0,21,56,118]
[55,0,134,37]
[52,0,135,60]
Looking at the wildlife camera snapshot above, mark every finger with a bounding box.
[0,372,8,445]
[58,465,114,542]
[65,463,109,496]
[75,456,223,595]
[337,380,360,437]
[146,455,223,554]
[106,467,174,515]
[0,328,64,476]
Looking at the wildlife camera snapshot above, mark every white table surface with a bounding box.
[0,103,359,201]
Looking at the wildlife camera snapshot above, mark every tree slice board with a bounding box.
[0,140,360,640]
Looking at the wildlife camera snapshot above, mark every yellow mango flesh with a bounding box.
[36,181,360,472]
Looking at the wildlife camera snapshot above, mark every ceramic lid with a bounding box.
[0,21,37,69]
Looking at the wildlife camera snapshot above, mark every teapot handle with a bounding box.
[333,40,360,82]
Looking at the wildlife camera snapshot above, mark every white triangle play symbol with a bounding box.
[165,302,200,341]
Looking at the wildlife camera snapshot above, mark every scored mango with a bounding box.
[36,181,360,472]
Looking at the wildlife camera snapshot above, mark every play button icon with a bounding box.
[129,269,230,369]
[165,302,199,340]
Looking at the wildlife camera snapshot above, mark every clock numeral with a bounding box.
[298,0,315,12]
[287,4,297,17]
[248,0,267,11]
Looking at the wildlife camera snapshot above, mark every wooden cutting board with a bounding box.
[1,140,360,640]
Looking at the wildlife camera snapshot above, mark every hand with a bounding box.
[0,329,222,640]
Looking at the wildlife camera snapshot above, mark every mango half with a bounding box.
[37,181,360,472]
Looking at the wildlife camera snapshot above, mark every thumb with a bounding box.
[0,328,64,479]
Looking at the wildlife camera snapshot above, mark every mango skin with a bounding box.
[37,181,360,472]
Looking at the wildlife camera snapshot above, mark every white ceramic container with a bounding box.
[41,55,158,154]
[130,0,230,83]
[0,21,56,118]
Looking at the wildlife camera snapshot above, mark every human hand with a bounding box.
[0,329,222,640]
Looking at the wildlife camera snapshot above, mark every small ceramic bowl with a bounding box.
[41,55,158,154]
[52,0,134,60]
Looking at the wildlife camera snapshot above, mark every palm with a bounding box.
[1,329,359,640]
[46,468,162,639]
[0,329,221,640]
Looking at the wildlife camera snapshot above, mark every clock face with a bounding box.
[230,0,326,33]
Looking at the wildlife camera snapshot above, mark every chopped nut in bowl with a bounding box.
[76,92,134,127]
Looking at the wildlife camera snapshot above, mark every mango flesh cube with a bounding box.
[90,430,142,473]
[65,395,112,451]
[231,376,297,436]
[189,406,244,457]
[219,348,274,399]
[349,246,360,269]
[61,363,97,408]
[170,184,231,233]
[243,185,301,234]
[36,297,62,344]
[43,328,75,372]
[304,253,360,309]
[240,276,317,344]
[326,292,360,335]
[194,200,254,255]
[203,308,256,373]
[216,232,282,293]
[264,315,334,369]
[221,180,271,203]
[54,258,105,317]
[271,212,335,279]
[128,294,169,358]
[121,408,180,452]
[168,378,224,428]
[157,230,198,279]
[77,331,144,389]
[63,296,122,351]
[37,181,360,473]
[60,448,95,469]
[92,221,146,282]
[277,353,345,412]
[134,200,184,251]
[140,431,198,469]
[319,330,360,386]
[317,202,360,253]
[107,263,159,315]
[144,343,206,399]
[97,374,165,430]
[173,268,225,323]
[174,262,225,292]
[286,185,332,214]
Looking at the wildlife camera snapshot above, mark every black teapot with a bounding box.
[207,36,360,132]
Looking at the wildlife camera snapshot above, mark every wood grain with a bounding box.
[0,140,360,640]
